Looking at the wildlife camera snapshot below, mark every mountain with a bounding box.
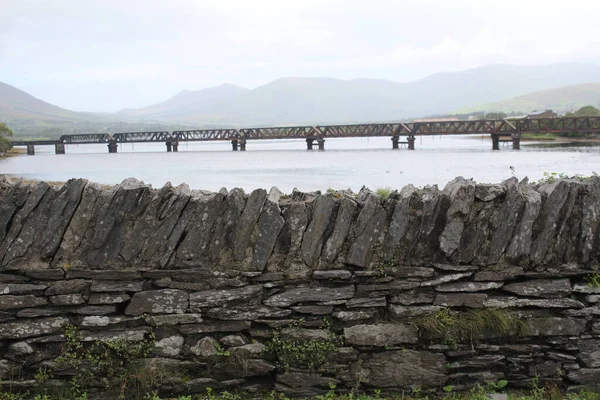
[118,83,249,120]
[0,81,79,121]
[460,83,600,114]
[4,62,600,137]
[119,63,600,125]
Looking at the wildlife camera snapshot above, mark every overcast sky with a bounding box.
[1,0,600,112]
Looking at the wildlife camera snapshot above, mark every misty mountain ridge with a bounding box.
[3,62,600,137]
[117,63,600,125]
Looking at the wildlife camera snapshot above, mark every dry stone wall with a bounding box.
[0,175,600,396]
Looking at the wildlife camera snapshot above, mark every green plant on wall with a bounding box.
[52,325,159,399]
[265,318,343,371]
[412,308,530,349]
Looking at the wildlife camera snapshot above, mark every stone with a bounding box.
[351,350,446,388]
[126,289,189,316]
[421,272,473,287]
[155,335,184,357]
[505,184,542,262]
[344,323,417,346]
[220,335,246,347]
[190,337,218,357]
[389,290,435,305]
[206,305,291,320]
[475,184,505,201]
[180,321,251,334]
[189,285,262,310]
[45,279,88,295]
[313,270,352,280]
[332,310,377,321]
[88,293,131,304]
[146,313,203,326]
[474,266,525,281]
[49,294,85,305]
[573,284,600,294]
[291,305,334,315]
[81,315,132,327]
[385,266,436,278]
[447,355,505,369]
[301,196,336,267]
[347,196,386,268]
[212,358,275,378]
[487,182,526,264]
[436,281,503,292]
[72,305,117,315]
[346,297,386,308]
[0,283,47,295]
[389,305,443,318]
[433,263,479,272]
[81,327,150,342]
[231,342,266,355]
[281,328,331,341]
[0,317,68,339]
[67,270,142,280]
[276,371,339,397]
[232,189,267,261]
[439,178,475,257]
[483,297,584,309]
[321,197,357,263]
[16,308,62,318]
[568,368,600,385]
[526,318,587,336]
[252,199,285,271]
[24,269,65,280]
[434,293,487,308]
[8,341,34,355]
[0,295,47,310]
[0,273,29,283]
[356,281,420,294]
[577,340,600,368]
[264,285,354,307]
[252,272,285,282]
[502,279,571,298]
[90,280,143,292]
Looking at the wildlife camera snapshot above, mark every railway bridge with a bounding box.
[10,117,600,155]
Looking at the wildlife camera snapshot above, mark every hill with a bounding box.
[461,83,600,114]
[120,63,600,125]
[4,62,600,136]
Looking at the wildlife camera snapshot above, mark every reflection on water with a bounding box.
[524,141,600,149]
[1,136,598,192]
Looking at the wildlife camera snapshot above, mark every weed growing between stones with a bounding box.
[265,318,343,371]
[42,324,159,399]
[375,187,392,198]
[412,308,530,348]
[586,273,600,288]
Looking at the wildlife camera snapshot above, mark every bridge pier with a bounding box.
[491,134,500,151]
[392,136,399,149]
[306,138,314,150]
[317,138,325,150]
[239,139,246,151]
[55,143,65,154]
[107,141,118,153]
[26,144,35,156]
[166,141,179,152]
[512,133,521,150]
[231,140,238,151]
[407,136,415,150]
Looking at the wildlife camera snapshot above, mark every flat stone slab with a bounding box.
[126,289,189,316]
[344,323,417,346]
[264,285,354,307]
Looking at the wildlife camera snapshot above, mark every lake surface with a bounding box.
[1,136,599,193]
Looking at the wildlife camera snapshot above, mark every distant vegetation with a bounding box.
[0,122,13,153]
[565,105,600,117]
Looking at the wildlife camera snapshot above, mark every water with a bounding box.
[1,136,599,192]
